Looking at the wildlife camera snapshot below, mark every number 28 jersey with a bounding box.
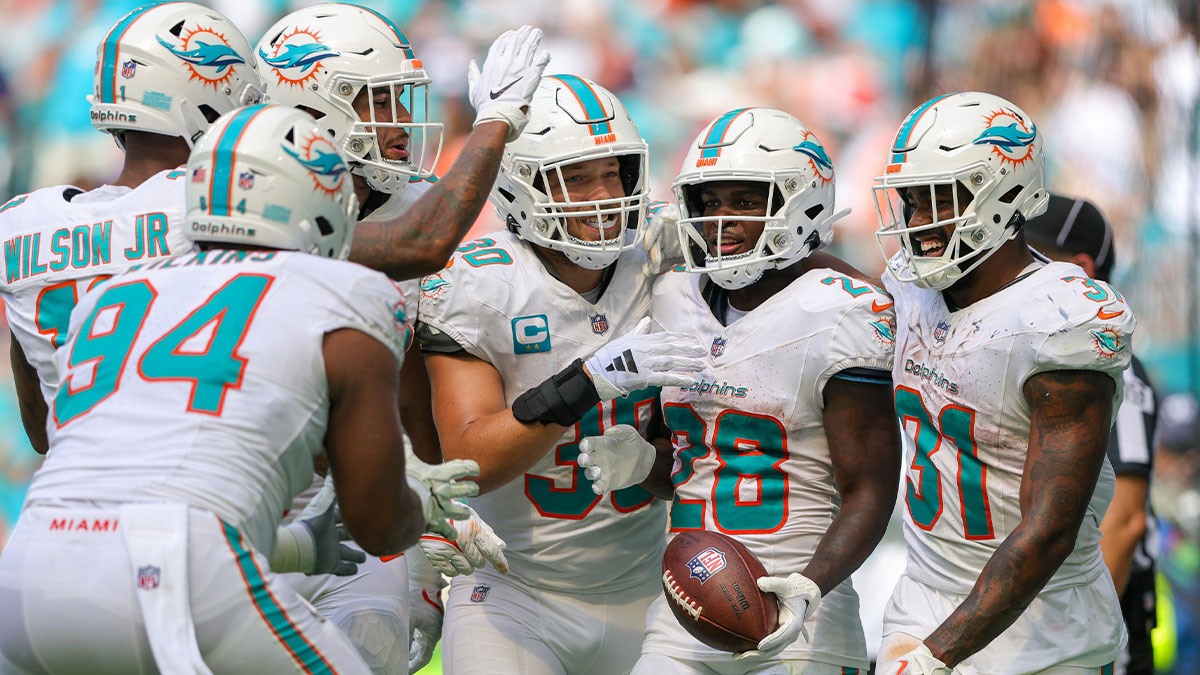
[0,171,191,402]
[26,251,409,555]
[884,260,1134,595]
[650,267,895,665]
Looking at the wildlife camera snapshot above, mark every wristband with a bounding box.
[512,359,600,426]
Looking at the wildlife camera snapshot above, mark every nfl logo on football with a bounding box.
[686,547,727,584]
[710,337,727,358]
[933,319,950,344]
[137,565,160,591]
[238,172,255,190]
[590,313,609,335]
[121,60,137,79]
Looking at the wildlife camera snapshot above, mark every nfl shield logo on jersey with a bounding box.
[121,60,137,79]
[238,172,255,190]
[590,313,609,335]
[710,337,727,358]
[137,565,160,590]
[933,319,951,344]
[470,584,490,603]
[686,547,727,584]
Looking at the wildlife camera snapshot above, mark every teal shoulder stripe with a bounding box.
[358,6,415,59]
[890,93,955,164]
[221,521,335,674]
[210,104,269,216]
[0,194,29,215]
[100,5,158,104]
[548,74,612,137]
[700,108,749,160]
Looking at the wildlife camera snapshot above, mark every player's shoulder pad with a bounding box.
[1021,263,1134,374]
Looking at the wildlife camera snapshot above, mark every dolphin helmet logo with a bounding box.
[793,133,834,184]
[284,133,349,198]
[973,108,1038,168]
[157,26,246,90]
[259,26,340,88]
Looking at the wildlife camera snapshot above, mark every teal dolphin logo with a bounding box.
[259,42,340,78]
[793,135,834,183]
[157,35,245,73]
[973,109,1037,166]
[283,136,348,196]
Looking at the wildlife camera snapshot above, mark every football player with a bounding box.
[1025,195,1160,675]
[0,104,478,674]
[255,7,542,673]
[580,107,901,673]
[872,92,1134,674]
[0,2,261,455]
[415,74,707,674]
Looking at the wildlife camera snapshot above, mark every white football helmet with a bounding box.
[185,104,358,259]
[256,3,442,194]
[672,108,841,290]
[491,74,649,270]
[874,91,1049,290]
[89,2,261,147]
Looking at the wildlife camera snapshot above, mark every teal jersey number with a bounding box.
[895,386,993,539]
[139,274,273,414]
[526,387,658,519]
[35,276,111,348]
[55,274,273,426]
[665,404,789,533]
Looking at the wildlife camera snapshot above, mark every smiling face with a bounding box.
[696,181,771,259]
[899,181,975,259]
[352,85,413,164]
[544,156,628,242]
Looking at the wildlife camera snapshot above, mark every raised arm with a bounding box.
[922,368,1115,666]
[348,26,550,280]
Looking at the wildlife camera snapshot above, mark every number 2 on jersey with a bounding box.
[55,274,273,425]
[895,386,994,539]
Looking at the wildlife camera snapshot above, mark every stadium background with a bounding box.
[0,0,1197,671]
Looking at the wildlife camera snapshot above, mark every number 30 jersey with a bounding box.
[884,259,1134,595]
[650,267,895,665]
[26,251,409,555]
[0,170,192,403]
[416,229,666,595]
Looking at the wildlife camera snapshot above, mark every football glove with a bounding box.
[735,573,821,660]
[270,477,365,576]
[406,459,479,540]
[418,503,510,576]
[639,201,683,276]
[407,547,446,674]
[468,25,551,141]
[577,424,657,495]
[881,643,951,675]
[584,317,707,400]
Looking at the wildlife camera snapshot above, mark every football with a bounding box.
[661,530,778,653]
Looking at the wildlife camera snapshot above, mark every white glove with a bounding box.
[735,573,821,660]
[407,547,446,674]
[418,503,510,576]
[880,643,951,675]
[468,25,551,141]
[577,425,657,495]
[407,459,480,540]
[639,201,683,276]
[270,501,366,576]
[584,317,707,400]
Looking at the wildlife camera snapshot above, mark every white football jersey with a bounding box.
[0,170,193,402]
[647,267,894,666]
[417,229,667,594]
[26,250,409,555]
[884,259,1134,595]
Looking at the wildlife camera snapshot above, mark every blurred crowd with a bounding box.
[1,0,1199,669]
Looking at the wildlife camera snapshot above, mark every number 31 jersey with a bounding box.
[650,267,895,665]
[0,170,191,402]
[26,251,408,555]
[884,260,1134,595]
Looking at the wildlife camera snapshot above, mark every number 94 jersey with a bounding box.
[883,260,1134,595]
[651,267,895,664]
